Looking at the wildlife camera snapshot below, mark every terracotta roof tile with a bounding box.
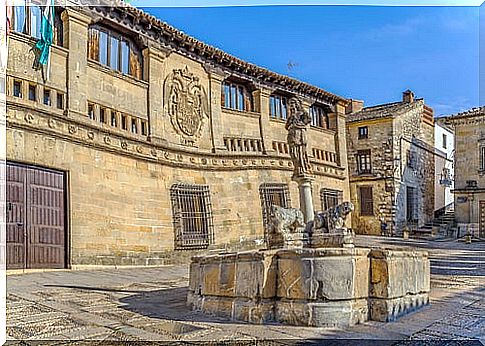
[347,99,424,122]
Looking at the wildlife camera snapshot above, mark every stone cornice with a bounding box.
[75,5,348,107]
[6,104,347,180]
[444,112,485,126]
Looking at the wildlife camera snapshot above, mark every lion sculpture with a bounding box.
[266,205,307,249]
[313,201,354,233]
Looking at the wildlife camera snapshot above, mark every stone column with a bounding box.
[255,87,275,155]
[294,175,315,223]
[205,67,227,153]
[334,101,349,168]
[61,9,91,118]
[143,46,170,145]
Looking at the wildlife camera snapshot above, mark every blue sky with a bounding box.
[140,5,479,116]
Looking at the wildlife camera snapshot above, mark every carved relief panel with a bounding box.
[164,66,209,146]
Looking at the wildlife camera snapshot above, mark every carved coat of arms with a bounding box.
[164,66,209,143]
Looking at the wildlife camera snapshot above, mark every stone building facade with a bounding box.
[345,91,435,236]
[434,119,454,212]
[444,107,485,238]
[5,4,350,268]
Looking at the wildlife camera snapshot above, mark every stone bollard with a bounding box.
[402,227,409,240]
[465,233,472,244]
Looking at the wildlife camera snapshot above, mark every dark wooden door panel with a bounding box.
[6,164,26,269]
[6,163,66,269]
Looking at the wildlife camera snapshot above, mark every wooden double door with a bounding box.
[6,162,67,269]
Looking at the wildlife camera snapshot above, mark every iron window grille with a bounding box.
[259,183,291,236]
[320,188,343,211]
[480,146,485,171]
[170,183,214,250]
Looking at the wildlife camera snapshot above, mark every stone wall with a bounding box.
[188,247,430,327]
[6,7,351,265]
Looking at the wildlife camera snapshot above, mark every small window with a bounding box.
[56,93,64,109]
[357,150,372,174]
[269,95,288,120]
[28,84,36,101]
[99,107,106,123]
[442,133,447,149]
[407,150,417,169]
[358,126,368,139]
[310,105,328,128]
[141,121,147,135]
[43,89,51,106]
[359,186,374,216]
[121,115,127,130]
[259,183,291,237]
[110,113,117,127]
[222,81,252,112]
[13,80,22,98]
[88,103,95,120]
[131,119,138,134]
[170,183,214,250]
[320,189,343,211]
[480,146,485,171]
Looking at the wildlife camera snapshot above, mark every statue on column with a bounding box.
[285,97,313,178]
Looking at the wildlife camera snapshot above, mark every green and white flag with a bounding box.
[34,0,54,74]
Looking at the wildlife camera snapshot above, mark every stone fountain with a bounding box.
[187,97,430,327]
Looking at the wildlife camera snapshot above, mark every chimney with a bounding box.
[403,90,415,103]
[346,99,364,114]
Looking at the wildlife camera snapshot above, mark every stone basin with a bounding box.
[187,247,430,327]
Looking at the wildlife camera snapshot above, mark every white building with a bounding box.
[434,119,455,212]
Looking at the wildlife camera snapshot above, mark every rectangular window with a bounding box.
[407,150,417,169]
[121,40,130,74]
[28,84,36,101]
[270,95,288,120]
[43,89,51,106]
[357,150,372,174]
[29,6,41,39]
[56,93,64,109]
[99,107,106,123]
[141,121,147,135]
[87,103,95,120]
[359,186,374,216]
[259,183,291,236]
[481,146,485,171]
[13,80,22,98]
[442,133,447,149]
[222,81,252,111]
[170,183,214,250]
[131,119,138,134]
[310,105,327,128]
[320,189,343,211]
[121,115,127,130]
[358,126,368,139]
[99,31,108,66]
[13,6,26,33]
[109,36,119,70]
[110,113,117,127]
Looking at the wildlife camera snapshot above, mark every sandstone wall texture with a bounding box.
[346,95,435,235]
[6,7,350,265]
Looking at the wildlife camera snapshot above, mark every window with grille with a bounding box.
[357,150,372,174]
[269,95,288,120]
[320,188,343,211]
[170,184,214,250]
[259,183,291,232]
[310,105,328,128]
[359,186,374,216]
[222,81,252,112]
